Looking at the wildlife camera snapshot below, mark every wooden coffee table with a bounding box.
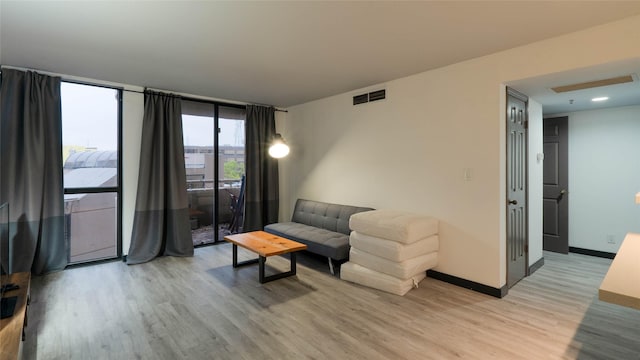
[224,231,307,283]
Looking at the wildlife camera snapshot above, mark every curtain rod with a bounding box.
[127,88,288,112]
[0,66,288,113]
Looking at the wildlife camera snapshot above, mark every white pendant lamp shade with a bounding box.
[268,134,290,158]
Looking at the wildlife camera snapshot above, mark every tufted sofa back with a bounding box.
[291,199,374,235]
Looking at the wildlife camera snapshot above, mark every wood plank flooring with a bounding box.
[22,246,640,359]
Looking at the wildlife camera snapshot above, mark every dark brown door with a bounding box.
[543,117,569,253]
[506,88,528,288]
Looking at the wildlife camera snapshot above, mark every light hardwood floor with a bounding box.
[23,245,640,360]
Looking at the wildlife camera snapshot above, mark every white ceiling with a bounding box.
[508,59,640,115]
[2,1,640,109]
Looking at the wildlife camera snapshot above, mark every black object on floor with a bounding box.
[1,296,17,319]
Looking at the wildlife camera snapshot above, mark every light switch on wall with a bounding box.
[463,168,472,181]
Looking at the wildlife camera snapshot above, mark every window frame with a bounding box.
[182,98,246,245]
[61,80,123,264]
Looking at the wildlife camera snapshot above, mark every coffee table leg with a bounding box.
[259,252,299,284]
[233,244,238,267]
[259,256,266,283]
[232,244,259,268]
[231,244,299,283]
[291,252,297,276]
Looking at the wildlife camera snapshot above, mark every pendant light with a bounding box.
[268,133,290,158]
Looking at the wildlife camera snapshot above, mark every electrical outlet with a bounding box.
[606,235,616,244]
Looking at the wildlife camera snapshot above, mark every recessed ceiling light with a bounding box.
[591,97,609,102]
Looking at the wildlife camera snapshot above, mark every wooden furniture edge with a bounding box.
[599,289,640,310]
[598,233,640,310]
[0,272,31,360]
[224,231,307,257]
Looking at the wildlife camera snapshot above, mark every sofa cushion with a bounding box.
[340,262,425,296]
[349,247,438,279]
[349,209,439,244]
[291,199,374,235]
[264,222,351,260]
[349,231,439,262]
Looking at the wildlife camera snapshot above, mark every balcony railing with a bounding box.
[187,178,244,245]
[186,179,242,191]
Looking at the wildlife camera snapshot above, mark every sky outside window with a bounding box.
[61,82,118,154]
[183,115,244,147]
[62,82,243,155]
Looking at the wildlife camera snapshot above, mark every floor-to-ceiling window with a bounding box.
[217,106,246,238]
[61,82,121,263]
[182,100,246,245]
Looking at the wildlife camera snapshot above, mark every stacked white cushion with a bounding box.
[342,209,439,296]
[350,231,439,262]
[349,209,439,244]
[349,248,438,279]
[340,262,426,296]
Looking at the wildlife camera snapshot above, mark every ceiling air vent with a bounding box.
[368,89,386,102]
[551,75,633,93]
[353,93,369,105]
[353,89,385,105]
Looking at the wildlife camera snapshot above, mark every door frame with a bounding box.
[181,98,247,245]
[506,87,529,287]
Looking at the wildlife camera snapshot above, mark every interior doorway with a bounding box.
[504,60,640,290]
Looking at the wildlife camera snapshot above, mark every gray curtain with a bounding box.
[0,69,67,274]
[127,91,193,264]
[244,105,279,231]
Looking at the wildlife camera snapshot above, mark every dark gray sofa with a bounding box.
[264,199,373,274]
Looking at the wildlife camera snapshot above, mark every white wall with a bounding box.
[528,99,544,266]
[280,15,640,289]
[275,111,291,222]
[121,91,144,255]
[565,105,640,253]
